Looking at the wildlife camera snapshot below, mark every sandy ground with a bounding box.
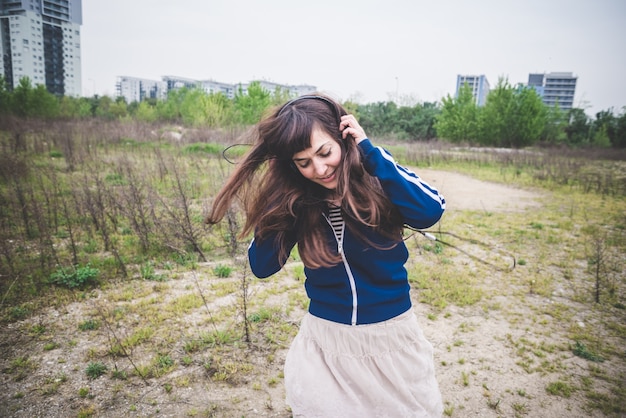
[1,169,621,418]
[417,168,542,213]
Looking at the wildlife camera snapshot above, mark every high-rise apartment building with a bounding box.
[455,75,490,106]
[527,72,577,110]
[0,0,82,96]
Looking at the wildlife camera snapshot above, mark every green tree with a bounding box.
[109,97,128,119]
[270,86,293,107]
[30,84,59,118]
[0,76,10,115]
[357,101,399,137]
[479,80,545,147]
[77,97,95,118]
[11,77,34,117]
[435,83,479,143]
[179,88,209,126]
[478,79,515,146]
[135,100,158,122]
[342,100,360,118]
[564,108,591,145]
[591,109,619,147]
[234,81,271,125]
[541,104,568,144]
[395,102,440,140]
[200,92,233,127]
[157,87,187,122]
[613,108,626,148]
[508,86,546,147]
[94,95,115,119]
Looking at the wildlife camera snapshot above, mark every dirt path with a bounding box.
[417,168,543,213]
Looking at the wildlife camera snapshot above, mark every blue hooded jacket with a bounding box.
[248,139,446,325]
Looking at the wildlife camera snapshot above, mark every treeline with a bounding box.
[436,79,626,148]
[2,76,626,148]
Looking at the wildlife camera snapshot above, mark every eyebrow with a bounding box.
[292,142,332,162]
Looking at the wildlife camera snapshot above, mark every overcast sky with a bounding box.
[81,0,626,116]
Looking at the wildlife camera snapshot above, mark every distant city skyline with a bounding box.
[80,0,625,117]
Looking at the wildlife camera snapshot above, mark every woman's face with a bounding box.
[292,128,342,190]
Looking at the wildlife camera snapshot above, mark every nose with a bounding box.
[312,158,326,176]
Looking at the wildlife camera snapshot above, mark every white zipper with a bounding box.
[324,213,358,325]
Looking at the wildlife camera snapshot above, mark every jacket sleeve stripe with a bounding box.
[375,146,446,208]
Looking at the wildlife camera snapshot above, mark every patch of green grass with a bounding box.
[572,341,604,362]
[410,266,483,309]
[291,264,305,280]
[43,342,58,351]
[546,380,574,398]
[141,262,166,281]
[213,264,233,278]
[248,307,278,323]
[183,143,223,155]
[78,319,100,331]
[104,173,126,185]
[8,305,30,320]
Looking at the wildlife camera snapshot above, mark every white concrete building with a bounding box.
[528,72,577,110]
[455,75,490,106]
[0,0,82,96]
[116,76,167,103]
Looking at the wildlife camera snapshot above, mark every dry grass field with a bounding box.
[0,121,624,417]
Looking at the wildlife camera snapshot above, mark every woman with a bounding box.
[206,94,445,417]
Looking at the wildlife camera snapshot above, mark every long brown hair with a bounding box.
[206,94,403,268]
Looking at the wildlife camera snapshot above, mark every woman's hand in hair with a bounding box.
[340,115,367,144]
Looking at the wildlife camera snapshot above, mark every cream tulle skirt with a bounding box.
[284,310,443,418]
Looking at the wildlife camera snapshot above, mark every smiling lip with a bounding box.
[319,170,336,183]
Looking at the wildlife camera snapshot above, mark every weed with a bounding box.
[77,405,96,418]
[86,362,108,379]
[78,387,90,398]
[49,264,99,289]
[43,342,58,351]
[78,319,100,331]
[461,371,470,386]
[291,264,305,280]
[546,380,574,397]
[572,341,604,362]
[140,262,165,281]
[111,369,127,380]
[248,307,275,323]
[443,405,455,416]
[213,264,233,278]
[511,402,528,415]
[8,305,30,320]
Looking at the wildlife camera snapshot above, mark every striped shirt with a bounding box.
[327,206,344,244]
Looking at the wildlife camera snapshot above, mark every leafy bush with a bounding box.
[49,265,99,289]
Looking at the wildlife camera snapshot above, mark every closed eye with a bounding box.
[294,145,332,168]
